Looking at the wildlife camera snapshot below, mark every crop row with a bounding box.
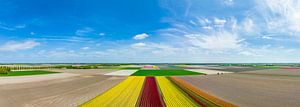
[156,76,199,107]
[169,77,237,107]
[81,76,145,107]
[138,76,164,107]
[81,76,235,107]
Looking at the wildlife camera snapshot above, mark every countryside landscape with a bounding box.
[1,64,300,107]
[1,0,300,107]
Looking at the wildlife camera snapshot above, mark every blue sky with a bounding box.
[0,0,300,63]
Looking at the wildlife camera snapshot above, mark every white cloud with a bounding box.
[202,26,213,30]
[30,32,35,35]
[214,18,227,27]
[223,0,234,6]
[256,0,300,33]
[131,42,146,48]
[133,33,149,40]
[81,47,90,50]
[193,17,230,29]
[76,27,94,36]
[242,18,255,32]
[0,40,40,51]
[0,23,26,31]
[99,33,105,36]
[185,31,243,51]
[15,24,26,29]
[238,51,258,56]
[261,36,272,39]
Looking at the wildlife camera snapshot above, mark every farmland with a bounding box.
[138,77,164,107]
[1,64,300,107]
[0,69,126,107]
[81,76,145,107]
[178,72,300,106]
[82,75,235,107]
[131,69,203,76]
[0,70,58,76]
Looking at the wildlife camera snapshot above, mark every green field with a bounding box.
[119,67,141,70]
[131,69,203,76]
[0,70,58,76]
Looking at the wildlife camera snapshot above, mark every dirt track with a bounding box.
[178,73,300,107]
[0,69,125,107]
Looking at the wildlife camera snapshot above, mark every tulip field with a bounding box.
[81,76,145,107]
[81,75,236,107]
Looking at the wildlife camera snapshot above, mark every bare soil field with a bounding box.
[178,73,300,107]
[213,66,272,72]
[0,73,79,85]
[0,70,126,107]
[178,65,271,72]
[49,69,115,75]
[178,65,227,70]
[240,69,300,76]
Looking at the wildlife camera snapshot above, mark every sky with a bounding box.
[1,0,300,63]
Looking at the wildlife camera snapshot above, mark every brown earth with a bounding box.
[240,69,300,76]
[177,71,300,107]
[0,69,125,107]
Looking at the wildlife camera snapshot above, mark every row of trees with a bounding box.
[0,66,11,74]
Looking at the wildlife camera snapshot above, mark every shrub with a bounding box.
[0,66,11,74]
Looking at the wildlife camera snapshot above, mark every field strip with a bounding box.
[0,73,79,85]
[170,77,237,107]
[156,76,199,107]
[104,70,138,76]
[81,76,145,107]
[185,69,233,75]
[138,76,165,107]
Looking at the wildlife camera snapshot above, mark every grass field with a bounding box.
[0,70,58,76]
[131,69,203,76]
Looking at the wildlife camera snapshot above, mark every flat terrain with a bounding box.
[178,70,300,107]
[131,69,203,76]
[0,70,58,76]
[104,70,138,76]
[240,68,300,76]
[178,65,276,72]
[49,69,115,75]
[185,69,233,75]
[0,73,79,85]
[0,69,125,107]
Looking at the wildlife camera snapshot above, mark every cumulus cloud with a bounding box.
[133,33,149,40]
[0,40,40,51]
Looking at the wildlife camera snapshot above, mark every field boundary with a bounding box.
[170,76,237,107]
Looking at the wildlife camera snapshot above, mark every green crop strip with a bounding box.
[131,69,203,76]
[0,70,58,76]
